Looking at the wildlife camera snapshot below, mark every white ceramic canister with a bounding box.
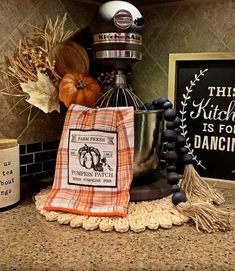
[0,139,20,211]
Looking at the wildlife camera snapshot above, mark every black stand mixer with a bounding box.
[90,0,171,201]
[90,0,144,108]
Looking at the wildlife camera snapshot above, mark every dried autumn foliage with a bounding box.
[0,14,78,138]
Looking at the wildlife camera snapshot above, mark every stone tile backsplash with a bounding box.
[132,0,235,102]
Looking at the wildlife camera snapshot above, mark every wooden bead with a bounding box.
[172,191,187,205]
[163,101,173,109]
[173,116,181,127]
[174,128,182,135]
[165,143,175,151]
[166,122,175,130]
[171,184,180,193]
[166,165,176,172]
[182,153,193,165]
[163,108,177,122]
[165,150,177,164]
[144,103,154,110]
[152,96,168,109]
[167,172,179,185]
[163,129,177,142]
[176,135,186,147]
[179,147,188,154]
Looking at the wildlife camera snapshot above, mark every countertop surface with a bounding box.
[1,184,235,271]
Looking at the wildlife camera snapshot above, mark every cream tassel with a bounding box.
[176,201,231,233]
[180,164,225,205]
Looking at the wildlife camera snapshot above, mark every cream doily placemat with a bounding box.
[35,188,190,232]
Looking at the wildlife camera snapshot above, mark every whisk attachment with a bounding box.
[95,70,146,110]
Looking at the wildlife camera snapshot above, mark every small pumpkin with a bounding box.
[59,73,101,107]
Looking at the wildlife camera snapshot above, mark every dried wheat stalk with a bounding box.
[3,13,76,87]
[0,13,77,138]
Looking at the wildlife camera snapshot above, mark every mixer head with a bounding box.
[90,0,144,71]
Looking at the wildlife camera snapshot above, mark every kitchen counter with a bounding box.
[1,184,235,271]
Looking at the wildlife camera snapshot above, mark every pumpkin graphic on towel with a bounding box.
[78,144,102,171]
[78,144,113,172]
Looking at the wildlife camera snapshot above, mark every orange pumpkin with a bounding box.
[59,73,101,108]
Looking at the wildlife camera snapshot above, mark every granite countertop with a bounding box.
[1,185,235,271]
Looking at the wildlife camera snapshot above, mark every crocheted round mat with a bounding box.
[35,188,190,232]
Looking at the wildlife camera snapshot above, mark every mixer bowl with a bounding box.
[133,109,164,178]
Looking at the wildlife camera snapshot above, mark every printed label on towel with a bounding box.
[68,129,118,187]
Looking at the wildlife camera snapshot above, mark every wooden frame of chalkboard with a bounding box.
[168,52,235,182]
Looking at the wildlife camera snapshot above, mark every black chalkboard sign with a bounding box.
[168,53,235,181]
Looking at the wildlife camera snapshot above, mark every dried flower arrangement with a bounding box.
[0,14,77,138]
[0,14,123,140]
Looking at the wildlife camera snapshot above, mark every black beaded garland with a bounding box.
[171,184,180,193]
[167,171,179,185]
[173,116,181,127]
[144,96,193,206]
[165,150,177,164]
[174,127,182,135]
[166,165,177,172]
[172,191,187,205]
[165,143,175,151]
[163,101,173,109]
[144,103,155,110]
[152,96,168,109]
[163,129,177,142]
[179,147,188,154]
[163,108,177,122]
[166,122,175,130]
[182,153,193,165]
[176,135,186,147]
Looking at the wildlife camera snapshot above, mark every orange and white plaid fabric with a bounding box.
[44,104,134,217]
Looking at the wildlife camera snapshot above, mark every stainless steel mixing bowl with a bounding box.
[133,109,164,178]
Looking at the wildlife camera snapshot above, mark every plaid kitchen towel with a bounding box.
[44,104,134,217]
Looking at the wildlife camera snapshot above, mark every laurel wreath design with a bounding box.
[179,68,208,170]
